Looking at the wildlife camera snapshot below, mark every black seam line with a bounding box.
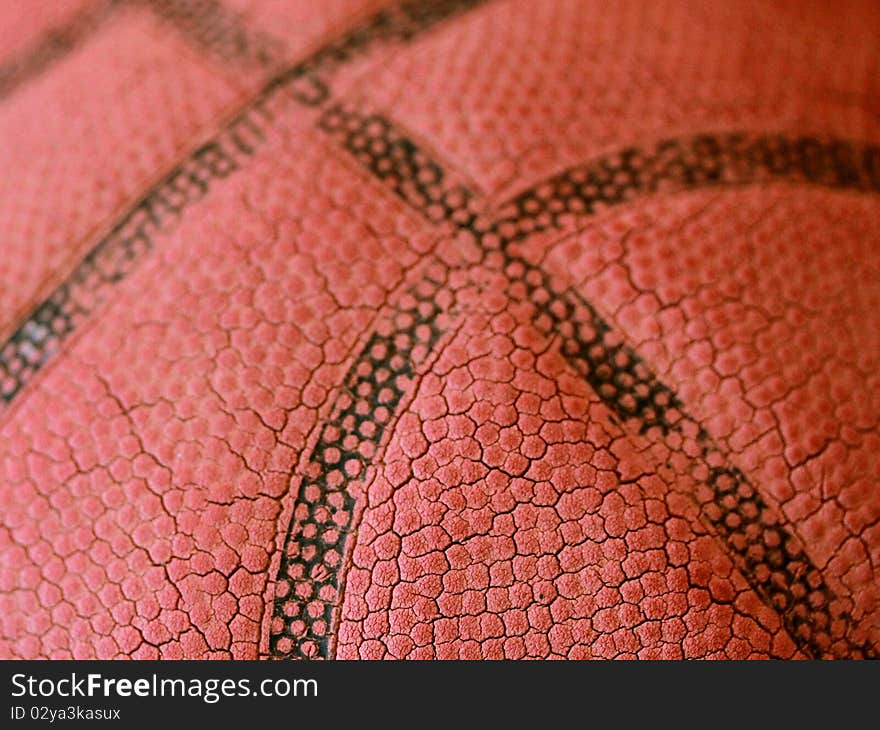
[0,0,290,103]
[489,133,880,243]
[132,0,287,71]
[0,0,122,101]
[287,108,879,659]
[267,278,448,660]
[484,130,877,659]
[502,258,877,660]
[266,98,491,660]
[0,0,493,412]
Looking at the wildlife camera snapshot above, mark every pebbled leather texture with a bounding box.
[0,0,878,659]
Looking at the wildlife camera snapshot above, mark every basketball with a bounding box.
[1,0,878,660]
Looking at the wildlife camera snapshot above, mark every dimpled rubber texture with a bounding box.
[0,0,878,661]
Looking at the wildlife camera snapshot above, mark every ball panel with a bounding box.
[0,0,878,660]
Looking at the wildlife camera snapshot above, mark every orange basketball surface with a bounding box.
[0,0,878,659]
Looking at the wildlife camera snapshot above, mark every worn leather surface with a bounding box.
[0,0,878,659]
